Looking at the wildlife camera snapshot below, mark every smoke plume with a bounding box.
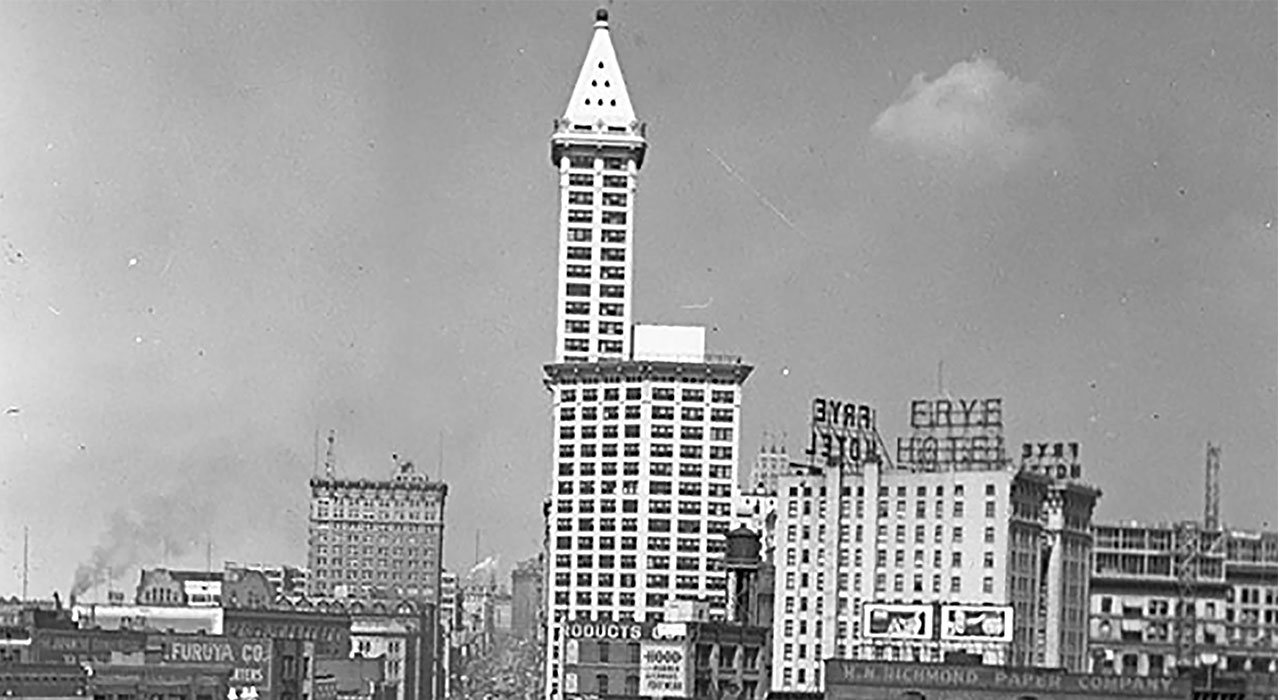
[71,493,214,598]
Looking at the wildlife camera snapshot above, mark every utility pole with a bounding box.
[22,526,29,600]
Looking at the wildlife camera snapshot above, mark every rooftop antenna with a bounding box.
[324,429,337,479]
[313,427,319,475]
[937,359,944,395]
[438,430,444,482]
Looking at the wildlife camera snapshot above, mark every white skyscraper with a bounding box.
[541,10,753,700]
[550,8,646,364]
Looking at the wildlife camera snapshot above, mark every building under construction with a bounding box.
[1087,443,1277,695]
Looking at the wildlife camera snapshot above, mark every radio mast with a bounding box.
[324,430,337,479]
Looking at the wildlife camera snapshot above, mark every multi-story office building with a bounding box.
[512,556,545,642]
[770,397,1100,693]
[748,435,790,495]
[732,441,789,558]
[1088,521,1277,676]
[541,10,752,700]
[307,459,448,605]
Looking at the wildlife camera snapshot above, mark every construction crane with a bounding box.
[324,429,337,479]
[1175,442,1225,672]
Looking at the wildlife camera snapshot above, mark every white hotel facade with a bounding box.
[769,402,1101,694]
[541,10,752,699]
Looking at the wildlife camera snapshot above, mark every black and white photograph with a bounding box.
[0,3,1274,700]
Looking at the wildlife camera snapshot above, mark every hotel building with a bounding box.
[770,397,1100,693]
[541,9,752,699]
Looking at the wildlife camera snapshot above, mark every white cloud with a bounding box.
[872,57,1061,170]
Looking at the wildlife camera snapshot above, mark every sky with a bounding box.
[0,1,1274,599]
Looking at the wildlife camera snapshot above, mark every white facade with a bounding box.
[71,604,224,634]
[351,617,411,700]
[541,11,752,700]
[551,10,647,364]
[182,579,223,607]
[543,366,749,615]
[768,443,1098,693]
[748,439,790,495]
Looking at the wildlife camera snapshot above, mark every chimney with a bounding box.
[54,591,62,610]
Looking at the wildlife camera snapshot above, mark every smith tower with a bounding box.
[541,10,752,700]
[550,8,647,363]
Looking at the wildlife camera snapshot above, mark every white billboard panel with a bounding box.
[940,605,1014,642]
[862,603,934,640]
[639,641,687,698]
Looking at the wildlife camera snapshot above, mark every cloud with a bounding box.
[872,57,1062,170]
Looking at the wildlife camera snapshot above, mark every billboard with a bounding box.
[156,636,273,691]
[941,605,1014,643]
[639,641,687,698]
[862,604,933,640]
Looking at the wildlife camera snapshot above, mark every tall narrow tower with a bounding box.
[541,11,753,700]
[550,8,647,363]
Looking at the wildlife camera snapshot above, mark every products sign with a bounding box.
[862,604,933,640]
[564,619,648,641]
[940,605,1014,643]
[639,641,686,698]
[158,636,272,691]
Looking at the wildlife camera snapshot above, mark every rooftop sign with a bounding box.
[897,397,1007,471]
[1020,441,1082,481]
[805,397,879,470]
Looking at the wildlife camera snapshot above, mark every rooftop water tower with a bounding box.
[724,526,763,625]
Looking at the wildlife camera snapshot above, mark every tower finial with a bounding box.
[596,7,609,23]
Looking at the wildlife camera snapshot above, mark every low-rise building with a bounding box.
[0,662,88,698]
[1088,521,1277,677]
[560,615,770,700]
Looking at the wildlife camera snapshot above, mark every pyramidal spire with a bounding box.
[562,8,637,128]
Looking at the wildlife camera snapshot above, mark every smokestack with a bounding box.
[53,591,62,610]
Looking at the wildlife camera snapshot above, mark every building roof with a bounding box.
[561,9,636,128]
